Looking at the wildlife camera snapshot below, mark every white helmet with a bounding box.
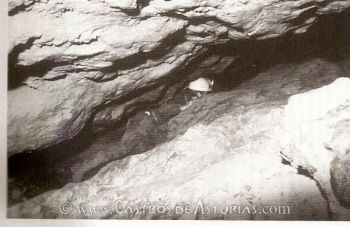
[188,77,214,92]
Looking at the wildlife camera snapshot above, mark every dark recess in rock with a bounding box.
[330,153,350,208]
[8,1,36,16]
[8,37,39,89]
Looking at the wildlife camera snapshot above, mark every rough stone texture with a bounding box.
[331,152,350,209]
[91,53,236,132]
[279,78,350,219]
[8,58,350,219]
[329,114,350,208]
[8,0,350,154]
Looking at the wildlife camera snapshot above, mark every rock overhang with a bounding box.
[7,0,350,154]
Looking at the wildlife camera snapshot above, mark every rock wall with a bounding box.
[8,0,350,154]
[279,78,350,219]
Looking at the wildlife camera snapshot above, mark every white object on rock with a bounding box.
[188,77,214,92]
[180,100,193,111]
[104,0,138,10]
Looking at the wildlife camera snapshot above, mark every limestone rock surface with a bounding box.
[279,77,350,219]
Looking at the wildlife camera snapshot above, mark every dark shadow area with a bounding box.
[7,119,95,206]
[330,154,350,209]
[214,7,350,91]
[8,1,36,16]
[8,37,39,89]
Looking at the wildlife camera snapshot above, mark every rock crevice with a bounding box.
[8,0,350,154]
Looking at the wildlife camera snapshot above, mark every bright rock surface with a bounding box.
[279,77,350,219]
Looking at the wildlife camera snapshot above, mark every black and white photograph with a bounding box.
[3,0,350,222]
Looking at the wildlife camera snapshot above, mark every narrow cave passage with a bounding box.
[7,7,350,220]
